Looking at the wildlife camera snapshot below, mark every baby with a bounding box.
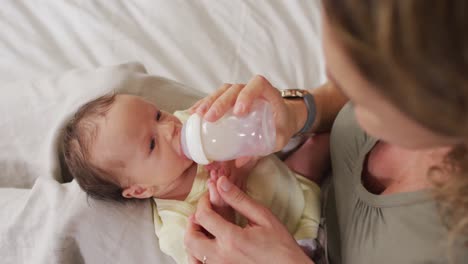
[62,93,321,264]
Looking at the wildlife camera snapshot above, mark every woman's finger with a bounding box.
[216,176,272,226]
[204,84,244,122]
[188,254,201,264]
[194,192,241,237]
[234,75,281,115]
[184,215,216,262]
[189,99,205,114]
[196,83,232,116]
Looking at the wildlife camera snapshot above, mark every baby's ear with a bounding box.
[122,185,155,199]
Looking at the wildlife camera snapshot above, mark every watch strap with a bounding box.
[293,92,316,137]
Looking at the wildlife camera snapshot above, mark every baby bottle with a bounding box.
[180,100,276,164]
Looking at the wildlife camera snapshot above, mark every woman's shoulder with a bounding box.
[330,103,376,160]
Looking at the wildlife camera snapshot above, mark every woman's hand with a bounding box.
[205,178,235,225]
[204,159,258,224]
[184,176,314,264]
[189,76,304,166]
[204,158,259,224]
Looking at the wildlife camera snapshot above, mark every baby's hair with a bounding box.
[62,93,128,203]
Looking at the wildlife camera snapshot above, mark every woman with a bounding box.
[184,1,468,263]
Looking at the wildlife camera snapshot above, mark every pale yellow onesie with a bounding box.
[151,111,321,264]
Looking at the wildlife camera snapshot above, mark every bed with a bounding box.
[0,1,325,263]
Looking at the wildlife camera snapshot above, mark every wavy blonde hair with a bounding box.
[323,0,468,259]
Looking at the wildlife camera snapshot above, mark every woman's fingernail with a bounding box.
[234,103,245,115]
[220,177,232,192]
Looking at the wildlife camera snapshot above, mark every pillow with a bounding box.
[0,62,204,188]
[0,177,175,263]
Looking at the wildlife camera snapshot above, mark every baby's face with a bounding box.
[91,95,195,199]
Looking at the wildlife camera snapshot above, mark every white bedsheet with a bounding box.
[1,177,174,264]
[0,1,325,263]
[0,0,325,91]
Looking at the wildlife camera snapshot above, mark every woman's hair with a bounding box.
[62,93,129,203]
[323,0,467,254]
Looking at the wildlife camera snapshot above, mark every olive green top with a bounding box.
[325,103,466,264]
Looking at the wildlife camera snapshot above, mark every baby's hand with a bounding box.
[206,159,259,192]
[207,178,235,223]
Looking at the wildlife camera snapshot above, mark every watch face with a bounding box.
[281,89,306,98]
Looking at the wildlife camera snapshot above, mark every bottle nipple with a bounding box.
[180,113,210,164]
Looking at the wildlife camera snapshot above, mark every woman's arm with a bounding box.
[283,80,349,136]
[284,133,331,184]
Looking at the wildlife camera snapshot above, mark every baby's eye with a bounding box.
[156,110,162,121]
[150,138,156,152]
